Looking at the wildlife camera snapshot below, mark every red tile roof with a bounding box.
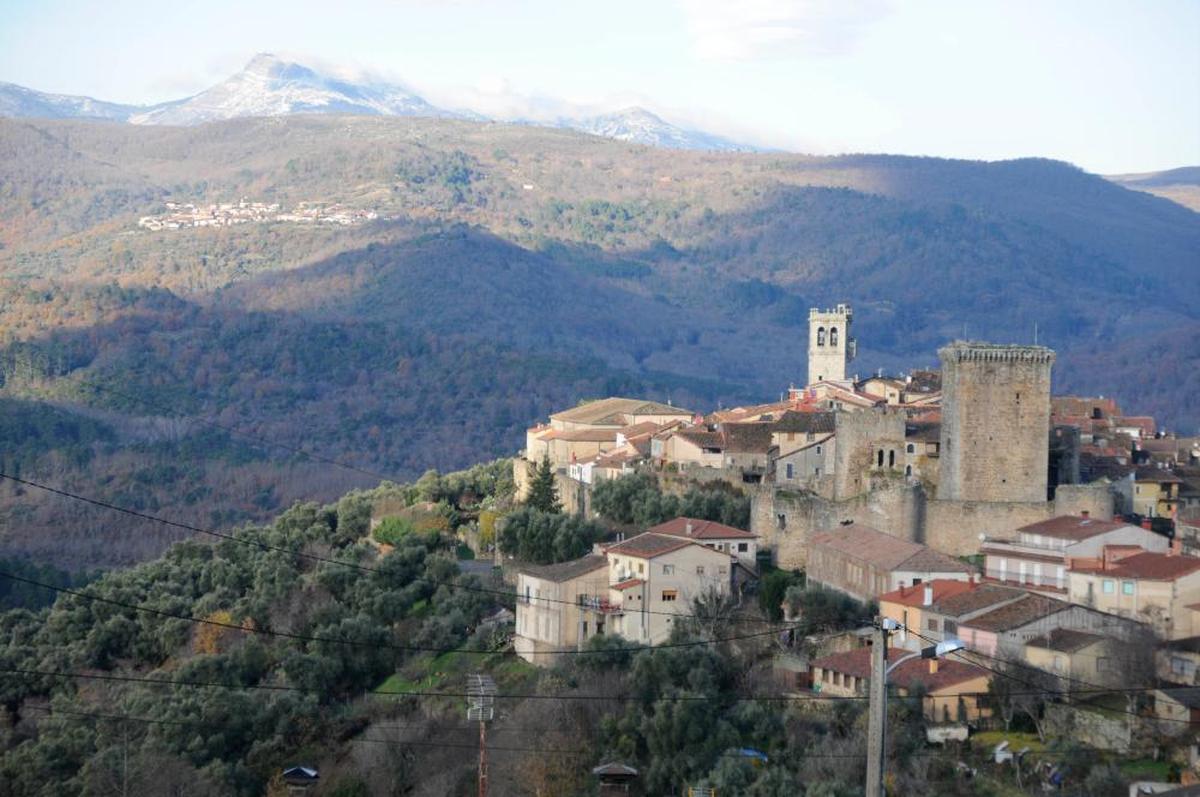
[611,578,644,591]
[809,524,974,575]
[1017,515,1130,540]
[878,579,974,608]
[1073,553,1200,581]
[648,517,756,541]
[810,646,989,693]
[604,532,699,560]
[960,593,1068,633]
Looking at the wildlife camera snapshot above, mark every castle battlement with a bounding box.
[938,341,1056,366]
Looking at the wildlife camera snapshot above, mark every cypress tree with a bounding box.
[527,455,561,513]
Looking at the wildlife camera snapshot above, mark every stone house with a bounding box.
[806,524,975,605]
[981,514,1169,593]
[1134,466,1183,518]
[1023,628,1120,689]
[957,592,1136,660]
[645,516,759,568]
[1068,552,1200,639]
[601,533,736,646]
[877,579,994,651]
[514,555,609,665]
[1153,688,1200,734]
[809,646,991,722]
[663,427,725,469]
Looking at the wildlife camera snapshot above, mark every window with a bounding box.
[817,326,826,346]
[888,450,895,468]
[1052,655,1063,672]
[738,543,748,552]
[719,566,728,576]
[877,450,884,467]
[785,463,794,479]
[830,327,839,346]
[927,618,940,631]
[662,564,675,575]
[638,562,645,574]
[905,465,913,477]
[1122,581,1135,596]
[696,566,705,575]
[944,621,957,636]
[661,589,678,602]
[1102,579,1114,594]
[814,467,821,477]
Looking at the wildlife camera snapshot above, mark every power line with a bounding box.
[0,663,1175,707]
[0,471,787,627]
[0,567,793,658]
[904,628,1195,725]
[18,699,1178,765]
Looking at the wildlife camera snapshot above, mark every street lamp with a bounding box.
[866,617,965,797]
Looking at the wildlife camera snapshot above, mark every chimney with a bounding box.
[1081,510,1089,519]
[685,521,694,536]
[923,585,933,607]
[929,659,939,674]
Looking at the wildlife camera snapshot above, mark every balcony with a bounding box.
[578,595,624,615]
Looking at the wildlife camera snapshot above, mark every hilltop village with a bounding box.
[505,303,1200,785]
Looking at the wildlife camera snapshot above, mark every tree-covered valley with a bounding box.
[1,114,1198,568]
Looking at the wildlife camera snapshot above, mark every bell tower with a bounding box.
[807,304,855,386]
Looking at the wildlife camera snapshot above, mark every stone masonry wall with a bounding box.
[939,342,1055,504]
[753,479,922,569]
[832,407,907,501]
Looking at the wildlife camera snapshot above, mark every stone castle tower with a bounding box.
[807,304,856,386]
[938,341,1056,503]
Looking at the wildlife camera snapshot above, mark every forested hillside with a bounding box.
[1,115,1197,566]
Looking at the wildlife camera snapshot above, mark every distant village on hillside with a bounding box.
[136,198,380,230]
[504,303,1200,773]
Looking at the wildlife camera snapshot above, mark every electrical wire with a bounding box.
[0,471,787,628]
[0,567,793,658]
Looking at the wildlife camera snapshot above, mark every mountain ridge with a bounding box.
[0,53,759,152]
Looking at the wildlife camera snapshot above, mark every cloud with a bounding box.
[677,0,890,61]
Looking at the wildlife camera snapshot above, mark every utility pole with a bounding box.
[865,621,889,797]
[467,674,497,797]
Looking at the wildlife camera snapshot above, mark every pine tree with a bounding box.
[527,455,561,513]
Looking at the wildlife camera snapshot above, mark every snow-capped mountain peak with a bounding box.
[571,106,756,152]
[128,53,454,126]
[0,55,760,151]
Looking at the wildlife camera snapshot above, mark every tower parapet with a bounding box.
[938,341,1055,503]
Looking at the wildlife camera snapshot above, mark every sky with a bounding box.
[1,0,1197,174]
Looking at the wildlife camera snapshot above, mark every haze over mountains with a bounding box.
[0,53,753,151]
[0,87,1197,567]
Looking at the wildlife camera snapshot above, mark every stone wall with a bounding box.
[1045,703,1132,752]
[832,407,907,501]
[939,342,1055,504]
[754,476,1116,563]
[1053,482,1116,520]
[753,479,922,569]
[924,499,1056,556]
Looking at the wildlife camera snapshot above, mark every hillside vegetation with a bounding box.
[1,115,1198,566]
